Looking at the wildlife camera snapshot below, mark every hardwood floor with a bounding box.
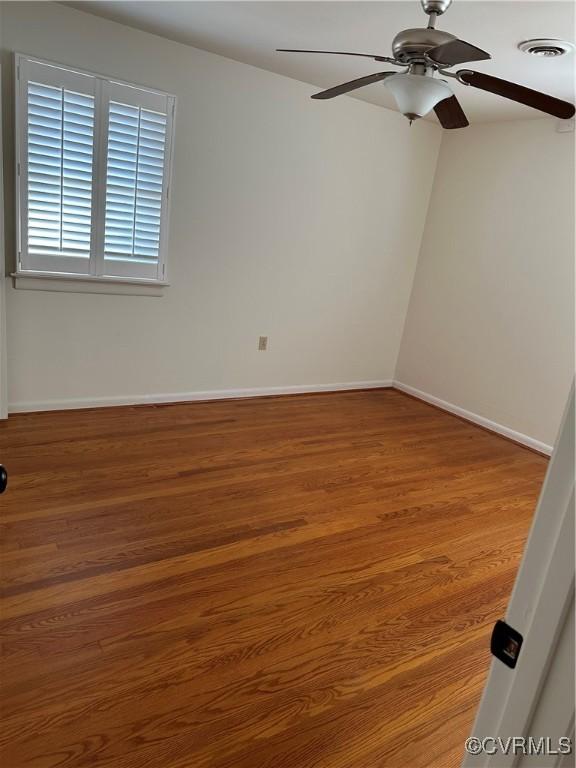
[0,389,547,768]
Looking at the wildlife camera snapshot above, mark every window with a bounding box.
[15,54,175,286]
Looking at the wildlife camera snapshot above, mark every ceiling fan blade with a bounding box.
[427,39,491,66]
[277,49,390,62]
[459,70,576,119]
[311,71,396,100]
[434,95,469,129]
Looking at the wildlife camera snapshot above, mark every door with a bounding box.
[463,384,574,767]
[0,55,7,420]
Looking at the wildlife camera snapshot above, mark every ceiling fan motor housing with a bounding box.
[392,28,457,63]
[421,0,453,15]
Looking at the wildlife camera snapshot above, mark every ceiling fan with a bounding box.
[277,0,575,128]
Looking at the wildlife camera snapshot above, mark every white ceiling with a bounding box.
[66,1,575,123]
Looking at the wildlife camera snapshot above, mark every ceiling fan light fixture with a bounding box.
[385,73,452,120]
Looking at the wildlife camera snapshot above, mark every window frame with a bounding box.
[14,52,176,289]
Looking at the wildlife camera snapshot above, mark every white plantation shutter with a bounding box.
[20,60,97,274]
[101,82,172,280]
[27,85,94,260]
[16,55,175,284]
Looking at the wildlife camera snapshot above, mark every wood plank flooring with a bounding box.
[0,389,548,768]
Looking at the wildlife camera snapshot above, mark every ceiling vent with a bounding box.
[518,39,575,58]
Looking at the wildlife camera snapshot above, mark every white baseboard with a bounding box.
[8,380,554,456]
[8,379,393,414]
[393,381,553,456]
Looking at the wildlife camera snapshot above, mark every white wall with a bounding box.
[2,4,572,444]
[0,2,441,410]
[396,119,574,448]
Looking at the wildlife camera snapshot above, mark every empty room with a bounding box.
[0,1,574,766]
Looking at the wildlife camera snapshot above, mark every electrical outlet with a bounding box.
[258,336,268,351]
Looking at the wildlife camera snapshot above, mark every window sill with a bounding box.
[11,272,168,297]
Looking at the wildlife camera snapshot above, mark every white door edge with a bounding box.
[463,383,575,766]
